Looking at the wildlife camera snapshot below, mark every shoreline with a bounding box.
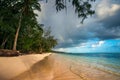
[52,53,120,80]
[0,53,120,80]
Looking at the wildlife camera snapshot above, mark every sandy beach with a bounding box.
[0,53,120,80]
[52,54,120,80]
[0,53,52,80]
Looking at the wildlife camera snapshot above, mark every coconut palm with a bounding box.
[13,0,41,50]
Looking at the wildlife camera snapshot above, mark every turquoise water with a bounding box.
[57,53,120,75]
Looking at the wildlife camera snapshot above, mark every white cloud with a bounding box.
[96,0,120,19]
[53,48,67,52]
[36,0,120,50]
[91,41,105,48]
[78,43,87,48]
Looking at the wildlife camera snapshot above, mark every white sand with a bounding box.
[0,53,51,80]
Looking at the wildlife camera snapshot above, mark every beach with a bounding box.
[0,53,52,80]
[52,53,120,80]
[0,53,120,80]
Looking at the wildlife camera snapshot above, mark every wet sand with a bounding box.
[0,53,120,80]
[52,54,120,80]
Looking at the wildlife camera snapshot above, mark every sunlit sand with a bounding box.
[0,53,51,80]
[0,53,120,80]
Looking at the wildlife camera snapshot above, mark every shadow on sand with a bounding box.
[11,56,54,80]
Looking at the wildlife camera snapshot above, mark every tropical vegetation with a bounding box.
[0,0,94,54]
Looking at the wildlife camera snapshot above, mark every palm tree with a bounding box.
[1,0,95,51]
[13,0,41,50]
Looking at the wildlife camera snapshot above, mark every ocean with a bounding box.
[56,53,120,76]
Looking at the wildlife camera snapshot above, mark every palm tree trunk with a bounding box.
[13,14,22,51]
[1,36,8,48]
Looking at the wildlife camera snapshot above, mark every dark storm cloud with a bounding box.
[38,0,120,48]
[56,39,87,48]
[98,10,120,28]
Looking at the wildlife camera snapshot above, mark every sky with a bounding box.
[36,0,120,53]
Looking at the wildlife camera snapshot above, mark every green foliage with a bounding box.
[0,0,57,53]
[29,27,57,52]
[0,0,95,53]
[0,0,18,49]
[55,0,95,23]
[41,27,57,52]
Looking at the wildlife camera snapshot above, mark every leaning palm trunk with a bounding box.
[1,36,9,48]
[13,13,22,51]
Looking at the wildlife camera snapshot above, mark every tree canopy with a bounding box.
[55,0,95,22]
[0,0,95,53]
